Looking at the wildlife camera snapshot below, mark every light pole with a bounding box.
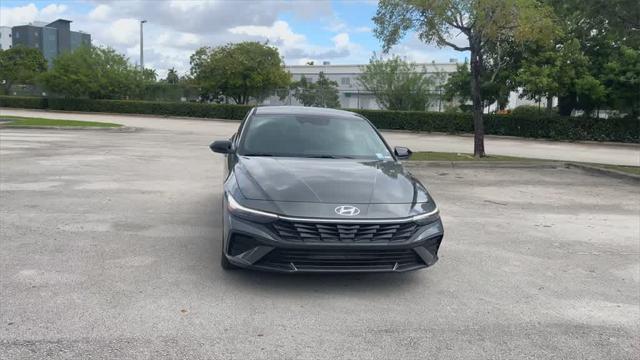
[140,20,147,69]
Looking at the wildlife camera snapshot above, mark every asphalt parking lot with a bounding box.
[1,123,639,359]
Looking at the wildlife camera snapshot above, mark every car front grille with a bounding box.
[271,220,418,243]
[256,248,424,271]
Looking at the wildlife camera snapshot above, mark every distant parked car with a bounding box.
[210,106,444,273]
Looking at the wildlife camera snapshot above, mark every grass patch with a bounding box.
[409,151,543,162]
[410,151,640,176]
[600,165,640,176]
[0,116,121,128]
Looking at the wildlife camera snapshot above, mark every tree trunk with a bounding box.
[469,41,485,158]
[558,92,576,116]
[546,94,553,110]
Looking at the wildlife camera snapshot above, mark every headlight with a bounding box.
[226,193,279,223]
[411,207,440,225]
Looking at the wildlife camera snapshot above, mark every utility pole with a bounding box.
[140,20,147,69]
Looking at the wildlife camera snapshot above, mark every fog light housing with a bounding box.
[228,234,261,256]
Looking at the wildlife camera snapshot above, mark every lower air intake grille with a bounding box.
[256,248,424,271]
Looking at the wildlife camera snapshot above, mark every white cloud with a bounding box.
[332,33,350,48]
[88,4,111,21]
[167,0,207,12]
[230,21,364,65]
[229,21,305,46]
[177,33,200,46]
[0,3,71,27]
[98,18,140,46]
[40,4,68,18]
[0,4,39,26]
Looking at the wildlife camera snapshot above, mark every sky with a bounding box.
[0,0,467,77]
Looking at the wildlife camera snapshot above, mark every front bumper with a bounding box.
[223,210,444,273]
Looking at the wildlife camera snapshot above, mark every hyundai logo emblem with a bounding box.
[335,205,360,216]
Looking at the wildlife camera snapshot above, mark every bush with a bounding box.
[45,98,252,120]
[352,109,473,133]
[1,96,637,143]
[0,96,48,109]
[484,114,639,142]
[353,108,638,143]
[510,105,556,118]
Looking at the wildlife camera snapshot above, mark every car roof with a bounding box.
[253,106,361,118]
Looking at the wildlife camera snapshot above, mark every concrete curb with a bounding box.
[565,163,640,183]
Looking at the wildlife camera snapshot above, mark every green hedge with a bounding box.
[353,109,639,143]
[46,98,252,120]
[483,114,639,143]
[0,96,251,120]
[0,96,48,109]
[353,109,473,133]
[1,96,638,143]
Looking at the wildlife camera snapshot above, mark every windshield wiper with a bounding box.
[300,155,355,159]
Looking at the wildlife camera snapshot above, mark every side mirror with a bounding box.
[394,146,412,160]
[210,140,233,154]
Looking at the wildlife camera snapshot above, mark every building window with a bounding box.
[341,77,351,86]
[15,32,20,39]
[34,31,38,37]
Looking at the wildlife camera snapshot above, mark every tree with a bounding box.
[532,0,638,116]
[358,55,435,111]
[291,72,341,108]
[601,46,640,117]
[517,39,594,112]
[141,68,157,83]
[0,46,47,94]
[373,0,555,157]
[165,67,179,84]
[40,46,145,99]
[443,60,513,112]
[189,42,290,104]
[574,74,608,115]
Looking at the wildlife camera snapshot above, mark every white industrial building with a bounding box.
[0,26,12,50]
[260,60,552,112]
[262,61,460,111]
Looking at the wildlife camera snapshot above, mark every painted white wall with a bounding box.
[264,62,555,112]
[262,62,459,110]
[0,26,12,51]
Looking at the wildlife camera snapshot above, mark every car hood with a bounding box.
[233,156,429,204]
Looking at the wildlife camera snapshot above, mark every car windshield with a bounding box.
[238,113,393,159]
